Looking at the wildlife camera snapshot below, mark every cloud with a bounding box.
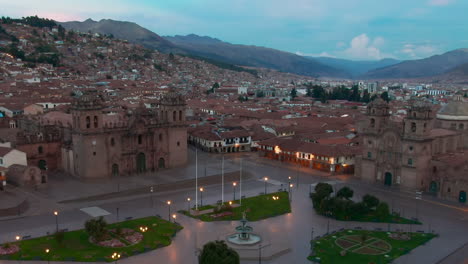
[428,0,455,6]
[400,44,438,58]
[342,34,388,60]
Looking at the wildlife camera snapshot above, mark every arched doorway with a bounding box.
[459,191,467,203]
[38,160,47,170]
[136,153,146,173]
[112,164,119,177]
[158,158,165,169]
[429,181,438,194]
[384,172,392,186]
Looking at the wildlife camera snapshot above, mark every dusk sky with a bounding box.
[1,0,466,60]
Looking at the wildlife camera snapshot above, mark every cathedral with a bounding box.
[357,95,468,203]
[62,90,187,179]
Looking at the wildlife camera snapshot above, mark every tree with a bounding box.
[212,82,220,89]
[361,90,370,103]
[336,186,354,200]
[256,90,265,98]
[349,85,361,102]
[381,91,390,102]
[238,95,248,102]
[375,202,390,220]
[362,194,379,210]
[290,88,297,99]
[315,183,333,198]
[199,240,239,264]
[85,217,107,242]
[169,52,175,60]
[306,87,312,97]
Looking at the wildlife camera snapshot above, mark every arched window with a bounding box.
[423,123,427,132]
[173,111,176,122]
[94,116,98,128]
[138,134,142,145]
[413,112,416,118]
[411,122,416,132]
[179,110,182,121]
[370,118,375,128]
[110,138,115,146]
[38,146,43,154]
[86,116,91,128]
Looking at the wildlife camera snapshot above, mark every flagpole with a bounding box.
[240,158,242,205]
[222,155,224,203]
[195,149,198,210]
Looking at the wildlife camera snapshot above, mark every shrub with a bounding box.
[2,242,11,249]
[54,231,65,245]
[375,202,390,220]
[362,194,380,210]
[199,240,239,264]
[85,217,108,242]
[336,187,354,200]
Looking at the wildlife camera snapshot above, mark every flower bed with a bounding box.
[0,245,19,255]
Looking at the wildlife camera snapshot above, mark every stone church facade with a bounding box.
[357,96,468,203]
[62,90,187,179]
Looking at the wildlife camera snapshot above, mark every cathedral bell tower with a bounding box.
[403,99,433,140]
[365,98,390,134]
[70,90,108,179]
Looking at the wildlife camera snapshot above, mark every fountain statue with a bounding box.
[226,211,261,245]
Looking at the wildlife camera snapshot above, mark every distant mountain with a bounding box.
[309,57,400,77]
[60,19,179,53]
[164,34,348,78]
[362,49,468,79]
[432,62,468,83]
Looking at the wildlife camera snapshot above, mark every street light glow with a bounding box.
[15,236,20,241]
[199,187,204,192]
[167,200,171,205]
[233,182,237,186]
[54,211,58,216]
[264,177,268,181]
[187,197,191,201]
[45,248,50,253]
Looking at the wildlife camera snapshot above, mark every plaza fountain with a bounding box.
[226,212,262,245]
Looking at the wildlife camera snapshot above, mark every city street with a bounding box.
[1,150,467,264]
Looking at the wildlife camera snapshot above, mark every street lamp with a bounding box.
[199,187,204,207]
[45,248,50,264]
[172,214,177,223]
[264,177,268,194]
[167,201,171,221]
[15,235,20,241]
[187,197,191,212]
[288,176,291,192]
[289,184,293,201]
[53,211,59,233]
[232,182,237,201]
[150,186,154,211]
[111,252,121,264]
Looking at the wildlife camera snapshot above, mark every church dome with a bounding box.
[437,95,468,121]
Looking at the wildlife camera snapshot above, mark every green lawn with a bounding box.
[1,217,182,262]
[181,191,291,222]
[308,229,436,264]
